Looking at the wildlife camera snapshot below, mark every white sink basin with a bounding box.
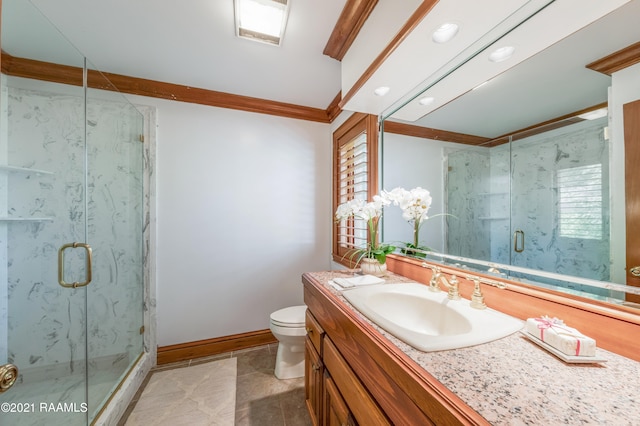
[342,282,523,352]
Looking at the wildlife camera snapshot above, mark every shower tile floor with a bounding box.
[119,344,311,425]
[1,364,129,426]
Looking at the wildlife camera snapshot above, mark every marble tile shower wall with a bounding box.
[488,148,510,263]
[446,118,609,287]
[446,149,492,259]
[3,85,144,377]
[508,118,610,284]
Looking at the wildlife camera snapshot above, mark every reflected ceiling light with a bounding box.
[432,23,459,43]
[578,108,608,120]
[418,96,435,106]
[472,81,490,91]
[374,86,390,96]
[488,46,515,62]
[234,0,290,46]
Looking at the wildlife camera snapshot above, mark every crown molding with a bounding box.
[1,52,336,123]
[383,120,490,145]
[326,91,343,122]
[586,41,640,76]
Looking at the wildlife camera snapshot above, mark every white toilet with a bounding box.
[269,305,307,379]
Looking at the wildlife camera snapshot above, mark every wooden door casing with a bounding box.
[624,99,640,303]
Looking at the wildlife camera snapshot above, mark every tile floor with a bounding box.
[118,344,312,426]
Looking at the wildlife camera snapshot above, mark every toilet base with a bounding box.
[274,342,305,380]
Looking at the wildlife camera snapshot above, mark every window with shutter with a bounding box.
[332,114,379,266]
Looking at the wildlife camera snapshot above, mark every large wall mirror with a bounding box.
[380,0,640,308]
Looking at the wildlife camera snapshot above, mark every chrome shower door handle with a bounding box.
[58,242,93,288]
[513,230,524,253]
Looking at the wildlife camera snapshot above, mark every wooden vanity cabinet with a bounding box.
[305,311,325,425]
[323,374,356,426]
[303,273,490,426]
[305,308,389,425]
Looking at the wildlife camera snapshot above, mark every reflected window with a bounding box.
[557,164,602,239]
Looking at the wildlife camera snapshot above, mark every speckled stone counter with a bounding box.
[309,270,640,425]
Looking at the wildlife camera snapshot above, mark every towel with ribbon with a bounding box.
[525,316,596,357]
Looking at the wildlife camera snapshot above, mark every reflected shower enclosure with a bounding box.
[446,117,610,291]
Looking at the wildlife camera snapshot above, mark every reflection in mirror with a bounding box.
[381,1,640,308]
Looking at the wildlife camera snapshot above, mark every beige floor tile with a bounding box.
[125,358,236,426]
[120,344,311,426]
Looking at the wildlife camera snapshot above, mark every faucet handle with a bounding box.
[422,263,442,292]
[447,275,461,300]
[428,266,441,292]
[468,276,487,309]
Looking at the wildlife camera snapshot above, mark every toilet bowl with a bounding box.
[269,305,307,379]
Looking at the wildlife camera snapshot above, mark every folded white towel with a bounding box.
[332,274,385,289]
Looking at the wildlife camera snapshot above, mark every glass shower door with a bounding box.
[0,58,90,426]
[509,117,611,284]
[85,79,144,422]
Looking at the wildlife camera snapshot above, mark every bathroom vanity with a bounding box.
[303,270,640,425]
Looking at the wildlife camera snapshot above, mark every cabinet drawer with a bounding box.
[306,310,324,354]
[324,338,390,425]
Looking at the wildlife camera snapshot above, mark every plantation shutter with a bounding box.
[332,114,379,266]
[558,163,603,240]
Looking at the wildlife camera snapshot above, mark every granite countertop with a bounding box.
[309,270,640,426]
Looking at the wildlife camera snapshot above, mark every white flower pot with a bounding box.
[360,258,387,277]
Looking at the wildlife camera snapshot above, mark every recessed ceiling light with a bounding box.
[235,0,289,46]
[578,108,608,120]
[418,96,435,106]
[432,23,459,43]
[374,86,390,96]
[488,46,515,63]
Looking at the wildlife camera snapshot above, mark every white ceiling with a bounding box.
[3,0,345,110]
[3,0,638,136]
[387,0,640,138]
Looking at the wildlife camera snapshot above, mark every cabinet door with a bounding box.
[305,337,323,426]
[323,339,389,425]
[324,375,356,426]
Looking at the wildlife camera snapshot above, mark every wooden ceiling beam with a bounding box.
[323,0,378,61]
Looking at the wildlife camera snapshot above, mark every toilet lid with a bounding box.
[270,305,306,327]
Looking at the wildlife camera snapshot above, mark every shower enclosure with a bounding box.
[1,1,146,424]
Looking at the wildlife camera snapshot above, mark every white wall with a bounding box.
[126,95,333,347]
[381,132,472,252]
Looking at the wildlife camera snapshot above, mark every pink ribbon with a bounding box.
[535,317,583,356]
